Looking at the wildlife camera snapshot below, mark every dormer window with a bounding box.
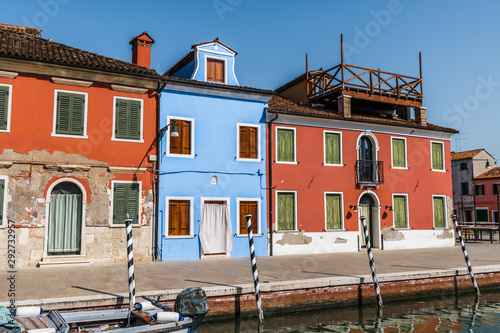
[207,58,225,83]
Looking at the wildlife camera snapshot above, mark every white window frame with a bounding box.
[111,96,144,143]
[475,183,485,196]
[236,197,261,236]
[109,180,142,227]
[275,190,297,231]
[52,89,89,139]
[392,193,410,229]
[275,126,297,164]
[165,196,194,238]
[0,175,8,227]
[432,194,447,229]
[166,115,195,159]
[236,123,261,162]
[204,55,227,84]
[324,191,344,230]
[391,136,408,169]
[323,130,343,166]
[476,207,489,222]
[430,141,445,172]
[0,83,12,133]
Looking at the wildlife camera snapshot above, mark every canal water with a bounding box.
[199,290,500,332]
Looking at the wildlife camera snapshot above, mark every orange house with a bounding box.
[473,167,500,222]
[0,24,158,267]
[267,58,457,255]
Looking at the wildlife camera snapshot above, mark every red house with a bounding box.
[267,57,457,255]
[0,24,158,267]
[473,167,500,222]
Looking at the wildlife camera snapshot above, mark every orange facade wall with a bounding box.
[0,72,156,168]
[269,122,453,232]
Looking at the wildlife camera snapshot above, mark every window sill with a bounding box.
[391,166,408,170]
[236,158,261,163]
[275,230,298,233]
[164,235,195,239]
[51,133,88,139]
[431,169,446,173]
[276,161,297,165]
[325,229,347,232]
[109,224,141,228]
[236,233,262,238]
[394,227,411,230]
[166,153,195,159]
[0,129,10,133]
[323,163,343,167]
[111,137,144,143]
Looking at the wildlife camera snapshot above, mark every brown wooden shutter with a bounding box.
[239,201,258,234]
[207,58,224,83]
[169,119,191,155]
[239,126,258,159]
[169,200,190,236]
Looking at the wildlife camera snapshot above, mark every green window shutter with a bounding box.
[0,179,4,224]
[325,133,340,164]
[277,129,295,162]
[432,142,444,170]
[394,195,407,228]
[277,192,295,230]
[433,197,445,228]
[326,193,342,229]
[115,99,141,140]
[56,92,84,136]
[0,86,9,131]
[392,138,406,168]
[113,183,140,225]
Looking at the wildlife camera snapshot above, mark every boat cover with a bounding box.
[174,287,209,316]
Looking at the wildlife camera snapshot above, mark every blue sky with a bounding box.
[2,0,500,161]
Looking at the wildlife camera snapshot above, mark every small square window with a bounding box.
[53,90,87,137]
[494,184,500,195]
[112,182,140,225]
[113,97,142,141]
[460,163,468,170]
[206,58,225,83]
[475,184,485,196]
[461,182,469,195]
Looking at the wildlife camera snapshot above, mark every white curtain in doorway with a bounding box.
[199,204,232,255]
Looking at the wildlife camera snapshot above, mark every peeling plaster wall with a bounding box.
[383,229,455,250]
[272,231,359,255]
[0,150,153,268]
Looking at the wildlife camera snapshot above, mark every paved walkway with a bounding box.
[1,242,500,308]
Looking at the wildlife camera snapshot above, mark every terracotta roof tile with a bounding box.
[474,167,500,180]
[451,149,485,160]
[0,25,157,76]
[268,95,457,133]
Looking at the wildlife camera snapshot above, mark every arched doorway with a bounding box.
[359,192,381,249]
[47,182,83,255]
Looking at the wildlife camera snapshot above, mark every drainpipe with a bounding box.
[268,111,278,256]
[153,78,167,261]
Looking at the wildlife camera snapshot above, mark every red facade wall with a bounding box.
[473,178,500,221]
[269,123,453,232]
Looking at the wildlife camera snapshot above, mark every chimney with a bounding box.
[414,107,427,126]
[129,31,155,68]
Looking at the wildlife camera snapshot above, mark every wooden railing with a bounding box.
[307,64,423,101]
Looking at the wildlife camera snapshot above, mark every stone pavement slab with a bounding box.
[1,242,500,309]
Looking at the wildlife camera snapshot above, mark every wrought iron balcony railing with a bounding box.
[355,160,384,186]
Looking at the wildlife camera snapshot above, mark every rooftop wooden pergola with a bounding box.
[305,35,423,112]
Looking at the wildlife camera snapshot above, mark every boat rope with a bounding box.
[452,214,480,296]
[360,215,383,308]
[245,214,264,323]
[125,216,136,311]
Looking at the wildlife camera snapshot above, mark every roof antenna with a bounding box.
[306,53,309,98]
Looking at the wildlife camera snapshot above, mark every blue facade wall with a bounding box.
[192,44,239,85]
[158,90,268,260]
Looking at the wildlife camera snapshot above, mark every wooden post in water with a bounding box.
[452,214,480,296]
[360,216,383,308]
[245,214,264,323]
[125,215,136,310]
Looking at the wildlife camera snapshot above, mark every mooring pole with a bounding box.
[245,214,264,323]
[360,216,383,308]
[452,214,480,296]
[125,215,136,310]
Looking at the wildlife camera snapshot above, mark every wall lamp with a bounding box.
[158,120,179,139]
[385,205,393,211]
[349,205,357,212]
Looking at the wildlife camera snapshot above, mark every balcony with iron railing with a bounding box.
[355,160,384,187]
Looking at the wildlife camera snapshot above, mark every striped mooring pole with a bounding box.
[245,214,264,323]
[360,216,383,308]
[452,214,480,296]
[125,216,136,310]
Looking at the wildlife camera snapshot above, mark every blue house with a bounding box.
[157,39,273,260]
